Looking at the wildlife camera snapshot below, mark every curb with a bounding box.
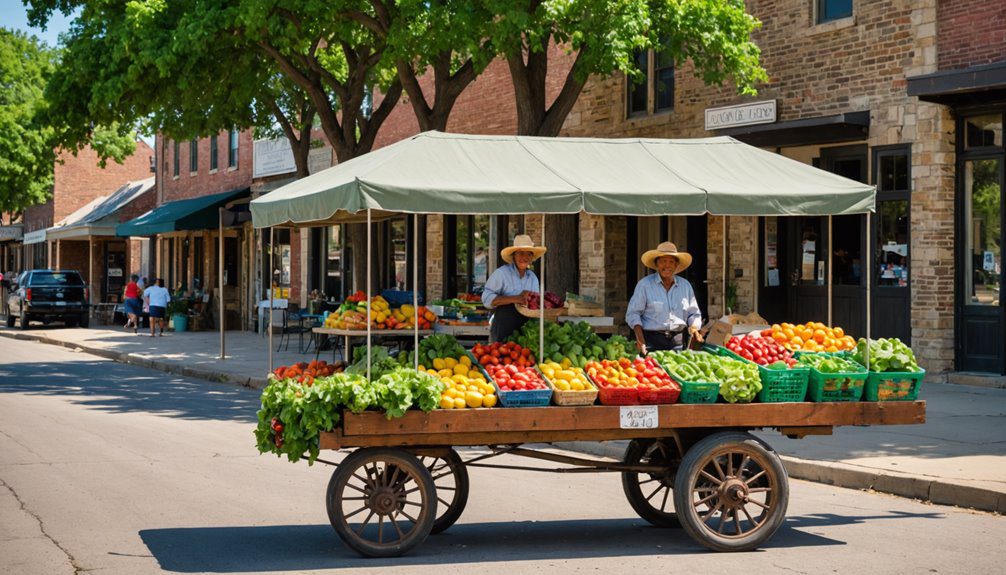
[0,329,265,390]
[3,329,1002,514]
[557,440,1005,515]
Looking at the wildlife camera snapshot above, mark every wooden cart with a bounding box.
[316,401,926,557]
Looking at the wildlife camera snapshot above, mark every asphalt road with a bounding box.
[1,337,1003,575]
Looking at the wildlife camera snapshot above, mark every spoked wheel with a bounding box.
[418,449,470,534]
[673,431,789,552]
[621,438,681,527]
[326,447,437,557]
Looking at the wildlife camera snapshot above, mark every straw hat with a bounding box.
[641,241,692,272]
[501,234,547,264]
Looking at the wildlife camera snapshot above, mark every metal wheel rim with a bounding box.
[685,444,780,540]
[333,456,431,548]
[628,440,677,515]
[419,455,461,525]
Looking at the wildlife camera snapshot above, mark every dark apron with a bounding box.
[490,303,529,343]
[643,329,685,352]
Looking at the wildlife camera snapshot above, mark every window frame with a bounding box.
[872,144,912,290]
[817,0,853,25]
[210,135,219,171]
[189,138,199,174]
[172,141,180,178]
[625,43,675,119]
[228,129,239,169]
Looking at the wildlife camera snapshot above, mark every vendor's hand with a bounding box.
[635,339,648,355]
[689,326,704,343]
[518,290,534,304]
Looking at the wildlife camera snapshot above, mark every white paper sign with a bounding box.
[619,405,658,429]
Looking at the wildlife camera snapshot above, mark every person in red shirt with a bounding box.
[123,274,142,333]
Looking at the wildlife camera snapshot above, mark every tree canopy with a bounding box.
[0,28,56,222]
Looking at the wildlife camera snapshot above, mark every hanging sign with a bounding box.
[705,100,777,131]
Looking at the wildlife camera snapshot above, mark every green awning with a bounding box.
[117,187,248,237]
[250,132,875,228]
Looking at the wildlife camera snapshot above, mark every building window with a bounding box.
[625,43,674,118]
[874,146,911,288]
[228,129,239,169]
[210,135,218,171]
[627,50,648,117]
[172,141,179,177]
[444,215,490,296]
[817,0,852,24]
[189,139,198,173]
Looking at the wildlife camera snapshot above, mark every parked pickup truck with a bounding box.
[6,270,89,329]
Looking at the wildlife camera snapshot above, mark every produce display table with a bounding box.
[316,400,925,557]
[312,327,433,361]
[433,322,490,338]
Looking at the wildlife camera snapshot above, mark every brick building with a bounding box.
[364,0,1006,376]
[12,143,154,303]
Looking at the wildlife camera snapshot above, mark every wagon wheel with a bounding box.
[621,438,681,528]
[326,447,437,557]
[673,431,789,552]
[418,449,470,534]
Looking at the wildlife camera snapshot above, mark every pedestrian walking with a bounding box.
[143,278,171,337]
[123,274,143,333]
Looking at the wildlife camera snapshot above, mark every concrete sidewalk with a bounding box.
[2,323,1004,514]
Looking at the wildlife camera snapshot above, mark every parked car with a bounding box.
[5,269,90,329]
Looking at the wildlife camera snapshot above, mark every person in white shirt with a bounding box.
[143,278,171,337]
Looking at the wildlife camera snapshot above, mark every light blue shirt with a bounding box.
[625,273,702,332]
[481,264,540,309]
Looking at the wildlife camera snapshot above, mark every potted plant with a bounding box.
[167,299,190,332]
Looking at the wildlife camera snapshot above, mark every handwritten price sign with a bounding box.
[619,405,658,429]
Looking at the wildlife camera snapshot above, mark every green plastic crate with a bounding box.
[705,344,809,403]
[651,355,719,403]
[806,367,868,402]
[677,378,720,403]
[864,369,925,401]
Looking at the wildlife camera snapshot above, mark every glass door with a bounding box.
[957,112,1004,373]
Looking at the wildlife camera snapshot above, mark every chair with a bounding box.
[276,304,310,352]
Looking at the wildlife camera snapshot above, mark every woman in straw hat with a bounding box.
[481,234,546,342]
[626,242,704,354]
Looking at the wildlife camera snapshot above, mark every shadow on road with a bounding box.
[138,512,897,572]
[0,358,259,423]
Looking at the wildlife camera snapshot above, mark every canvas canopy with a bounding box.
[250,131,875,229]
[48,177,155,240]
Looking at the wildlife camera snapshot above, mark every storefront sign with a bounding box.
[108,268,123,277]
[253,138,297,178]
[23,229,46,245]
[0,226,23,241]
[704,100,777,131]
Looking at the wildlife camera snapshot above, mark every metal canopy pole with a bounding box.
[866,211,872,369]
[219,207,225,359]
[366,209,372,380]
[539,214,545,363]
[722,217,728,315]
[828,215,833,326]
[413,214,419,369]
[88,238,94,309]
[268,226,274,374]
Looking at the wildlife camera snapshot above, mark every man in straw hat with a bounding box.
[626,242,704,354]
[482,234,546,342]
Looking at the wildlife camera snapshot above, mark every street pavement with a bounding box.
[1,337,1003,575]
[1,323,1004,514]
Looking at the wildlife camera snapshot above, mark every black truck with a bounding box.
[5,270,90,329]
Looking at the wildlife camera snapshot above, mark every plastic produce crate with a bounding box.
[705,344,809,403]
[864,369,925,401]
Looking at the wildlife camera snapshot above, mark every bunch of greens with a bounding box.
[650,350,762,403]
[510,320,606,367]
[255,373,367,464]
[256,369,445,463]
[415,333,466,365]
[346,345,401,379]
[796,353,865,374]
[851,338,920,372]
[602,335,636,361]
